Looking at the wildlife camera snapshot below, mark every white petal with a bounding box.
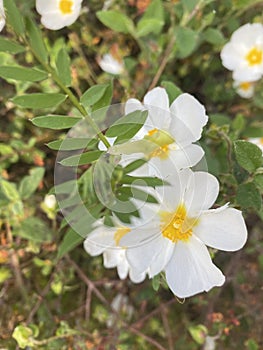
[125,98,144,115]
[194,207,248,251]
[129,268,147,283]
[99,54,124,75]
[170,93,208,144]
[36,0,57,14]
[83,226,116,256]
[103,248,123,268]
[183,171,219,216]
[126,235,163,274]
[117,256,129,280]
[165,236,225,298]
[148,239,174,277]
[143,87,171,130]
[232,68,262,82]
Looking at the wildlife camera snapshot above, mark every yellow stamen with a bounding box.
[147,128,158,137]
[146,128,174,159]
[239,82,251,91]
[59,0,73,15]
[150,145,170,159]
[246,47,263,66]
[114,227,131,246]
[160,204,196,243]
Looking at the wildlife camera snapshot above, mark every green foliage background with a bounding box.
[0,0,263,349]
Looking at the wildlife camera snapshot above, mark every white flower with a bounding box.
[44,194,57,209]
[111,87,208,180]
[233,80,255,99]
[120,168,248,298]
[83,222,146,283]
[221,23,263,82]
[248,137,263,153]
[0,0,6,32]
[36,0,83,30]
[98,53,124,75]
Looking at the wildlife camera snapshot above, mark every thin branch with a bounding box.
[161,304,173,350]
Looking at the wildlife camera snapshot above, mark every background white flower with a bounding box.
[83,222,146,283]
[220,23,263,82]
[121,169,248,298]
[98,53,124,75]
[36,0,83,30]
[110,87,208,181]
[233,80,255,99]
[0,0,5,32]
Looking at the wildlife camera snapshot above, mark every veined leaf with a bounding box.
[175,26,199,58]
[57,228,83,260]
[19,167,45,200]
[60,150,104,166]
[0,38,25,54]
[96,10,135,34]
[123,159,147,173]
[106,110,148,139]
[47,138,97,151]
[118,186,158,204]
[56,48,71,86]
[161,81,182,103]
[120,175,168,187]
[3,0,25,36]
[14,217,52,242]
[32,115,82,129]
[12,93,67,109]
[237,182,262,211]
[0,66,48,82]
[234,140,262,173]
[0,179,20,201]
[80,84,109,108]
[25,17,48,63]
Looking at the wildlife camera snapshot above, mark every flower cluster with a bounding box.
[221,23,263,98]
[83,87,248,298]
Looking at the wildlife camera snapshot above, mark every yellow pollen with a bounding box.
[160,205,194,243]
[114,227,131,246]
[148,128,158,136]
[59,0,73,14]
[260,138,263,145]
[246,47,263,66]
[150,144,169,159]
[239,82,251,91]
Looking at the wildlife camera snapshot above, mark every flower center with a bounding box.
[114,227,131,246]
[160,204,194,243]
[239,82,252,91]
[145,128,174,159]
[59,0,73,14]
[246,47,263,66]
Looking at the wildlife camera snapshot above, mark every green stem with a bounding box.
[25,40,110,148]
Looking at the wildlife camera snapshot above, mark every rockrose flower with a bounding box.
[110,87,208,180]
[233,80,255,99]
[36,0,83,30]
[98,53,124,75]
[83,221,146,283]
[120,169,248,298]
[221,23,263,82]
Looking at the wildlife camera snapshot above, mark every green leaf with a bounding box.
[96,10,135,34]
[12,93,67,109]
[118,186,158,204]
[19,167,45,200]
[123,159,147,174]
[254,173,263,191]
[0,179,20,201]
[188,324,208,345]
[0,66,48,82]
[14,217,53,242]
[0,38,25,54]
[12,325,34,349]
[106,110,148,139]
[152,274,161,291]
[25,17,48,63]
[56,48,71,86]
[57,228,83,260]
[60,150,104,166]
[234,140,262,173]
[182,0,199,12]
[237,182,262,211]
[92,81,113,112]
[137,19,164,37]
[80,84,109,108]
[161,81,182,103]
[3,0,25,36]
[47,138,97,151]
[32,115,82,129]
[175,27,199,58]
[120,175,168,187]
[143,0,164,22]
[203,28,225,45]
[246,339,259,350]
